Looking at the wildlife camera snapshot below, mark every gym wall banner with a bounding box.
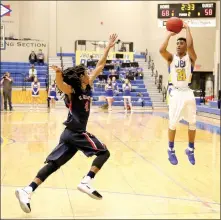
[75,50,134,65]
[2,40,48,62]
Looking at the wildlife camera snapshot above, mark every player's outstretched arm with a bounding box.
[51,65,72,95]
[90,34,118,84]
[183,22,197,64]
[159,32,176,64]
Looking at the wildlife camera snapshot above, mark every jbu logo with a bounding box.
[175,59,186,68]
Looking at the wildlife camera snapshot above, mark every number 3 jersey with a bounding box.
[168,54,193,88]
[63,85,92,132]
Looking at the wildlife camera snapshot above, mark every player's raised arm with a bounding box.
[183,22,197,64]
[89,34,118,84]
[51,65,72,95]
[159,32,176,64]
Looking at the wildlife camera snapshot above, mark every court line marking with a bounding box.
[2,211,219,219]
[95,121,217,212]
[60,169,75,218]
[1,185,220,206]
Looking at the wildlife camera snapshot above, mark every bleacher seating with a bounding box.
[0,62,48,88]
[88,59,151,107]
[92,78,152,107]
[196,100,220,116]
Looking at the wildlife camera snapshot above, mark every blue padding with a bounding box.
[195,97,201,105]
[209,101,218,108]
[57,53,75,57]
[197,106,220,115]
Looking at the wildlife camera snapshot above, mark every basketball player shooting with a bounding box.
[15,34,118,213]
[159,22,197,166]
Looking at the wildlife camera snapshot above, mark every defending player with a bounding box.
[15,34,118,213]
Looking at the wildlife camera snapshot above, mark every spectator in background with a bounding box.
[109,69,117,78]
[148,55,151,69]
[37,49,44,65]
[112,76,119,96]
[29,51,37,64]
[1,72,13,111]
[218,89,221,109]
[119,72,125,83]
[29,65,37,81]
[162,86,167,102]
[145,49,148,62]
[31,77,40,110]
[122,78,133,113]
[137,68,144,79]
[88,55,94,61]
[1,80,3,111]
[48,81,58,109]
[105,78,114,112]
[151,60,155,76]
[155,70,158,84]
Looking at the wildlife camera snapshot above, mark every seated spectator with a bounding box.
[37,49,44,65]
[29,51,37,64]
[29,65,37,77]
[126,70,135,81]
[25,65,37,82]
[109,69,117,77]
[119,72,126,83]
[88,55,94,61]
[137,68,143,79]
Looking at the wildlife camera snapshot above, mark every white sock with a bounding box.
[81,176,91,184]
[24,186,33,193]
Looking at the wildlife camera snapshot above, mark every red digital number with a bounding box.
[162,10,170,17]
[205,8,213,16]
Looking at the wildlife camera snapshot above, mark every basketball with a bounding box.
[166,17,183,34]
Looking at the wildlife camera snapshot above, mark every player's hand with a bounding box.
[51,65,61,72]
[107,33,118,48]
[183,22,189,29]
[168,31,177,37]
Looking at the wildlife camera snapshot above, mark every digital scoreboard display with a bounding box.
[158,2,216,18]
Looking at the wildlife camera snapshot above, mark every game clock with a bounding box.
[158,2,216,19]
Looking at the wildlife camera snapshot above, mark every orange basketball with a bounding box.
[166,17,183,34]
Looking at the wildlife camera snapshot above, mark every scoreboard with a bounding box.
[158,2,216,19]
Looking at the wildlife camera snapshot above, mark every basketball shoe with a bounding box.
[15,187,32,213]
[77,176,102,200]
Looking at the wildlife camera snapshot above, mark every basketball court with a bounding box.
[1,108,220,219]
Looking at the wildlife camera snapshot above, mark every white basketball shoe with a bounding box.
[77,176,102,200]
